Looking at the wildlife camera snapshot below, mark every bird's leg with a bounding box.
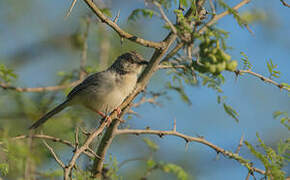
[97,111,112,126]
[114,107,125,123]
[115,107,122,117]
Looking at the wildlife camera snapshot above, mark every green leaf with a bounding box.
[128,8,157,21]
[161,163,189,180]
[266,59,280,79]
[146,159,156,169]
[0,64,18,82]
[100,8,112,17]
[0,163,9,176]
[223,103,239,122]
[143,138,159,152]
[240,52,252,70]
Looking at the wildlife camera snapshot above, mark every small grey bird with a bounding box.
[29,51,147,129]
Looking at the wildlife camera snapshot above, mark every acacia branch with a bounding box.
[42,140,65,168]
[153,1,177,34]
[90,1,209,177]
[115,128,266,175]
[280,0,290,7]
[0,81,80,92]
[198,0,251,34]
[236,69,290,91]
[82,0,165,49]
[159,64,290,92]
[64,120,107,180]
[0,134,96,159]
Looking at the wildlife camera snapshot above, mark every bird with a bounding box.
[29,51,148,129]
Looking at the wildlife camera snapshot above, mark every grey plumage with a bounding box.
[29,51,147,129]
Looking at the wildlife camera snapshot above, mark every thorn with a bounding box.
[120,37,124,47]
[65,0,78,19]
[235,133,244,154]
[173,118,176,132]
[185,142,189,152]
[113,10,120,23]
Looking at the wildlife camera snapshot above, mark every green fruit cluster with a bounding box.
[193,39,238,75]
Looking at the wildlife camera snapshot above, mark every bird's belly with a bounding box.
[81,88,125,113]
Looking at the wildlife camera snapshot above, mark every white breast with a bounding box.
[75,71,137,114]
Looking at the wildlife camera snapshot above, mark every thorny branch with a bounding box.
[1,0,287,179]
[63,119,107,179]
[82,0,165,49]
[42,139,65,168]
[153,1,177,34]
[235,69,290,91]
[159,64,290,92]
[115,128,266,175]
[280,0,290,7]
[0,81,80,92]
[0,134,96,158]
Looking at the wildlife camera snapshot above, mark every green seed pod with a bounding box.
[208,54,217,63]
[212,48,218,54]
[205,37,210,44]
[209,65,216,73]
[226,60,238,71]
[221,52,231,62]
[216,61,226,73]
[204,61,211,68]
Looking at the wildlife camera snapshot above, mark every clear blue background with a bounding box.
[0,0,289,179]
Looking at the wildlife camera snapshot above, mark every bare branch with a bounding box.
[159,63,290,92]
[280,0,290,7]
[80,17,90,80]
[0,80,80,92]
[82,0,165,49]
[235,134,244,154]
[116,128,266,175]
[64,120,107,179]
[153,1,177,34]
[65,0,78,18]
[113,10,120,23]
[198,0,251,34]
[0,134,95,159]
[236,69,290,92]
[42,139,65,168]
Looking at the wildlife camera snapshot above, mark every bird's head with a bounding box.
[110,51,148,74]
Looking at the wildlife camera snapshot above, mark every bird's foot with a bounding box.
[115,107,122,117]
[97,111,112,127]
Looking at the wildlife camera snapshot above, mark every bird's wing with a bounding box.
[67,71,109,99]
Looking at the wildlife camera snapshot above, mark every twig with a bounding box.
[280,0,290,7]
[42,139,65,168]
[65,0,78,18]
[75,127,79,149]
[235,134,244,154]
[173,118,176,132]
[118,157,146,169]
[0,80,80,92]
[236,69,290,91]
[198,0,251,34]
[159,64,290,92]
[82,0,165,49]
[209,0,216,16]
[153,1,177,34]
[64,120,107,180]
[132,96,159,108]
[115,128,266,175]
[113,10,120,23]
[0,134,95,158]
[80,17,90,80]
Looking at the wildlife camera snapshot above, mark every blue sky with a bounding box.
[0,0,289,179]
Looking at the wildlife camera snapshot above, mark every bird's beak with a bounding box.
[139,61,149,66]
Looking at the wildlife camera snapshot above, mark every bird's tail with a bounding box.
[29,100,70,129]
